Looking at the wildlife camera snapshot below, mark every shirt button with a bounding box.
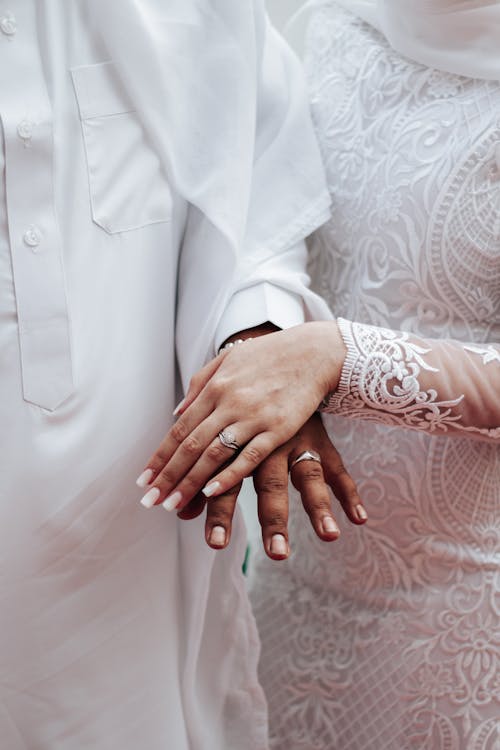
[0,12,17,36]
[17,119,34,144]
[23,226,42,251]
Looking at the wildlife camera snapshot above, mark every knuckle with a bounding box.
[206,442,228,463]
[182,473,200,492]
[207,507,232,525]
[207,375,229,399]
[158,467,176,486]
[255,475,288,494]
[262,512,287,529]
[150,448,167,467]
[301,464,324,482]
[189,372,202,390]
[308,498,332,514]
[182,434,201,456]
[221,467,241,488]
[243,445,266,467]
[170,421,188,444]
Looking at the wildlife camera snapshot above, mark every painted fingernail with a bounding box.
[140,486,161,509]
[173,398,186,417]
[162,490,183,512]
[209,526,226,547]
[202,481,221,498]
[136,468,154,488]
[270,534,288,557]
[322,516,340,536]
[355,504,368,522]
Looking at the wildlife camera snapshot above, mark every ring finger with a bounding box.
[289,451,340,541]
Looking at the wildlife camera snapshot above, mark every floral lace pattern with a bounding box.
[250,5,500,749]
[323,319,500,439]
[324,318,463,432]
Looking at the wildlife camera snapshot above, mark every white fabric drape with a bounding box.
[91,0,332,385]
[332,0,500,79]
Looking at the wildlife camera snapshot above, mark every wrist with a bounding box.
[220,322,280,349]
[310,320,347,398]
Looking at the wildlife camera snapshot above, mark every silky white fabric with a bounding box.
[0,2,331,748]
[333,0,500,80]
[251,4,500,748]
[91,0,333,386]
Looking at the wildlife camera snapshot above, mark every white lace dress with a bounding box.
[250,6,500,749]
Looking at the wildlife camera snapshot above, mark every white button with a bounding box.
[23,226,42,250]
[17,119,33,143]
[0,12,16,36]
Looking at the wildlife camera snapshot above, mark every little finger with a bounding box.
[321,442,367,525]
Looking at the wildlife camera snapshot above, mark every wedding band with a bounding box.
[290,450,322,470]
[218,429,241,451]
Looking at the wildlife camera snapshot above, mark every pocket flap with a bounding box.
[71,61,135,119]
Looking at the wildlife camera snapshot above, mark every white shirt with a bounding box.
[0,2,331,748]
[0,1,319,411]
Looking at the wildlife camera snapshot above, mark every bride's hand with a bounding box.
[137,321,346,513]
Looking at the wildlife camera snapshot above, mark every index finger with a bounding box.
[253,450,290,561]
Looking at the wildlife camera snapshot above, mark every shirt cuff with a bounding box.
[214,282,305,353]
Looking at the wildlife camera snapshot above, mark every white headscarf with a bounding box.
[332,0,500,80]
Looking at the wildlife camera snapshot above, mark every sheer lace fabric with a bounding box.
[250,6,500,749]
[323,318,500,440]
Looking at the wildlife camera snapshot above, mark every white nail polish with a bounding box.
[136,468,154,488]
[270,534,288,557]
[140,487,160,509]
[209,526,226,547]
[356,504,368,522]
[173,398,186,416]
[322,516,340,536]
[162,490,182,512]
[202,481,221,498]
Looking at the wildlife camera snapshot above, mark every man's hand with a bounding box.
[178,413,367,560]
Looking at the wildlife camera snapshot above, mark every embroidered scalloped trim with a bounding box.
[323,319,465,434]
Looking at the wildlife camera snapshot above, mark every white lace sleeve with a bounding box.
[322,319,500,441]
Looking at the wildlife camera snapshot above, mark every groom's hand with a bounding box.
[179,412,367,560]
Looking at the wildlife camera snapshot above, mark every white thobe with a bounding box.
[0,2,331,749]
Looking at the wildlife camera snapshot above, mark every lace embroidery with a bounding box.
[323,318,464,433]
[463,344,500,365]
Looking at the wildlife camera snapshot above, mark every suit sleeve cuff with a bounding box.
[214,282,305,353]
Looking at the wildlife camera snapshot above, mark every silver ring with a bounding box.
[290,449,322,470]
[218,429,241,451]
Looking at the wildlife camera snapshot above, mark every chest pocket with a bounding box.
[71,61,172,234]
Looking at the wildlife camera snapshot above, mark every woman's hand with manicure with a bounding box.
[135,321,347,513]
